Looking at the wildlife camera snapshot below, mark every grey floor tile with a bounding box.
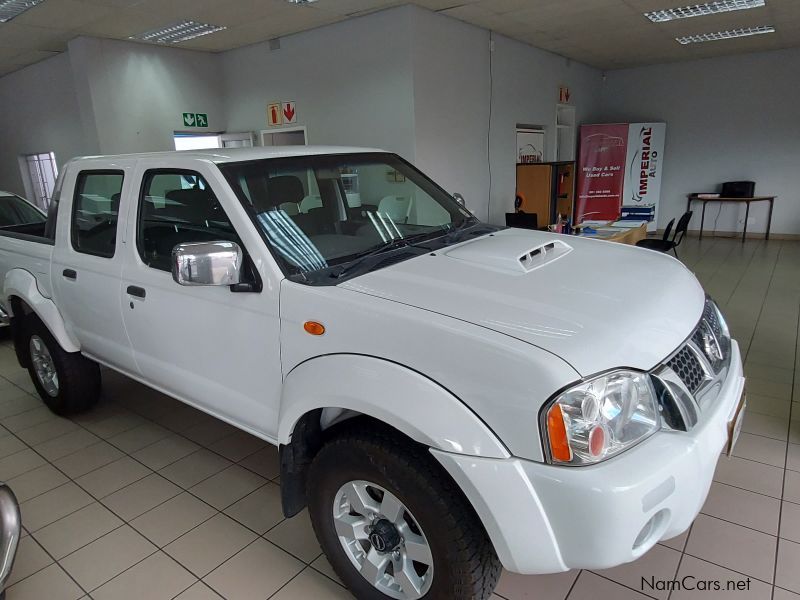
[685,514,776,583]
[263,509,321,563]
[20,482,94,532]
[53,441,125,479]
[208,430,266,462]
[776,538,800,594]
[60,525,156,592]
[567,570,650,599]
[714,455,784,498]
[732,432,787,468]
[0,448,46,480]
[7,463,69,503]
[268,566,351,600]
[33,428,101,461]
[188,464,265,510]
[223,481,283,534]
[74,456,151,498]
[101,473,181,520]
[132,434,199,470]
[204,538,303,599]
[237,445,280,480]
[33,501,123,559]
[495,569,579,600]
[92,551,197,600]
[593,544,681,600]
[157,448,231,489]
[129,492,216,547]
[164,513,256,578]
[6,535,53,587]
[173,581,223,599]
[5,563,84,600]
[105,421,170,454]
[671,555,772,599]
[701,482,781,535]
[781,501,800,543]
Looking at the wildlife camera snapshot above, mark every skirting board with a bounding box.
[652,229,800,241]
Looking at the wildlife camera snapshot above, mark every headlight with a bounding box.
[543,370,660,465]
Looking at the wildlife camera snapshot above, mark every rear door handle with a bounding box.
[126,285,146,299]
[62,269,77,280]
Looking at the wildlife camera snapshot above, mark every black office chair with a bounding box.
[636,211,692,257]
[505,211,538,230]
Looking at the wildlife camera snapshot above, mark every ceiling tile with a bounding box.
[12,0,116,31]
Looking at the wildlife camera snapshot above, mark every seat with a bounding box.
[377,196,412,224]
[505,211,539,230]
[636,212,691,257]
[299,195,323,214]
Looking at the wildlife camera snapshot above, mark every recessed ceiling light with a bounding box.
[130,20,227,44]
[286,0,318,4]
[0,0,45,23]
[645,0,765,23]
[676,25,775,44]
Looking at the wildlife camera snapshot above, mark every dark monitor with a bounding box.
[505,212,539,230]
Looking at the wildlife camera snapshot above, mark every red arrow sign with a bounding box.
[282,101,296,123]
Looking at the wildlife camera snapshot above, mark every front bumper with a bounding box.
[433,340,745,574]
[0,484,20,592]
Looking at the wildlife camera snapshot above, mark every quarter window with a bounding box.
[72,171,124,258]
[138,170,240,272]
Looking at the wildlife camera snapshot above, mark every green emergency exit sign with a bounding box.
[182,112,208,127]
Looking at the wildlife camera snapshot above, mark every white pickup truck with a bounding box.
[0,147,745,600]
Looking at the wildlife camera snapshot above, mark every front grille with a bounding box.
[667,345,706,394]
[703,301,722,338]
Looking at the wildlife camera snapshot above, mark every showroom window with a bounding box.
[23,151,59,209]
[138,170,241,272]
[71,171,124,258]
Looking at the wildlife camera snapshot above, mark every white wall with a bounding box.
[222,7,417,162]
[487,35,603,224]
[409,8,604,223]
[0,53,89,196]
[69,37,224,155]
[600,47,800,236]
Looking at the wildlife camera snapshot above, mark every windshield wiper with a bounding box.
[332,233,432,280]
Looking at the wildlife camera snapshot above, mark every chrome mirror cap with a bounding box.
[172,241,243,287]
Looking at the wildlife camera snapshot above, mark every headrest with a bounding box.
[267,176,305,208]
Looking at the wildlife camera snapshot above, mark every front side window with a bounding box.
[220,153,482,284]
[138,170,240,272]
[72,171,124,258]
[0,195,45,227]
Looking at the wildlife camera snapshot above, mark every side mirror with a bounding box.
[453,193,465,206]
[172,241,243,287]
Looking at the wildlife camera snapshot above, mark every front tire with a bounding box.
[307,424,501,600]
[24,318,101,415]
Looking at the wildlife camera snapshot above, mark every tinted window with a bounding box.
[0,195,45,227]
[138,171,240,272]
[72,172,124,258]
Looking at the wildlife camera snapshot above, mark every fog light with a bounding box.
[633,509,669,552]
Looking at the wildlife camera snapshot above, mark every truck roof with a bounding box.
[70,146,385,165]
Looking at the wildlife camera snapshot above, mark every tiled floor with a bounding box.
[1,236,799,600]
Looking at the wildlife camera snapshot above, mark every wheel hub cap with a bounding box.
[368,519,402,554]
[333,480,433,600]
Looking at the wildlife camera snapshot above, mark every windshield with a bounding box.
[0,195,45,227]
[220,153,482,283]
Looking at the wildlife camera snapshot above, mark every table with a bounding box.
[576,222,647,245]
[686,195,775,242]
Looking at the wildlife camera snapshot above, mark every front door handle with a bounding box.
[62,269,77,280]
[126,285,146,299]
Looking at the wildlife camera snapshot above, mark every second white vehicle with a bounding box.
[0,147,744,600]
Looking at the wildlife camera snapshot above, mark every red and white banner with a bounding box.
[576,122,666,230]
[575,123,629,223]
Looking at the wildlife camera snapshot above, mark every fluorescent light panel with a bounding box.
[130,20,227,44]
[0,0,45,23]
[676,24,775,43]
[645,0,765,23]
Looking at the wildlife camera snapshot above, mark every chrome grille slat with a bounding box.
[667,345,707,394]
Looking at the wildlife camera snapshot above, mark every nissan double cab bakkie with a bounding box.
[0,147,745,600]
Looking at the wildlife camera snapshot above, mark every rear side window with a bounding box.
[138,170,240,272]
[72,171,124,258]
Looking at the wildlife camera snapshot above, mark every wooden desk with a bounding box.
[576,222,647,245]
[686,195,776,242]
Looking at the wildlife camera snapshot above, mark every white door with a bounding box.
[220,132,255,148]
[119,159,283,436]
[52,164,138,373]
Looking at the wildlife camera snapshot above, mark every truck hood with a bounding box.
[340,228,705,375]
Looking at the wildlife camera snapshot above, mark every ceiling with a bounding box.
[0,0,797,76]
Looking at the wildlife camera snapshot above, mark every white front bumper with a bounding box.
[433,341,745,575]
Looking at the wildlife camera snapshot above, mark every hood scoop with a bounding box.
[444,236,573,274]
